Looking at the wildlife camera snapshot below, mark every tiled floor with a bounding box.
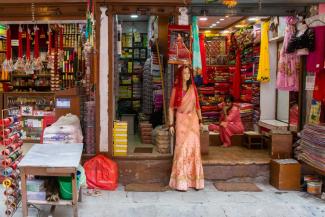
[1,182,325,217]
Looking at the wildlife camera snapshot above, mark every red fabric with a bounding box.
[18,28,23,58]
[34,27,39,58]
[6,28,11,60]
[313,71,325,103]
[26,29,30,59]
[84,155,118,190]
[232,49,241,100]
[306,26,325,73]
[199,34,207,84]
[170,65,200,110]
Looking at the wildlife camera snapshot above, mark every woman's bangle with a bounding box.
[169,124,174,128]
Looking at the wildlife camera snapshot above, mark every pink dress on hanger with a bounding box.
[276,17,301,91]
[169,86,204,191]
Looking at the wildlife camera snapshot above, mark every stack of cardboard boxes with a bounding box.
[113,121,128,156]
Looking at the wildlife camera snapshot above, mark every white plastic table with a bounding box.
[18,143,83,217]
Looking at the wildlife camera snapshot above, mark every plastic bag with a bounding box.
[83,155,118,190]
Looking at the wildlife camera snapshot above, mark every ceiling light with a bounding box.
[220,18,225,21]
[235,24,246,28]
[211,24,217,26]
[204,30,211,33]
[199,17,208,21]
[130,15,138,19]
[225,15,229,18]
[221,30,230,34]
[248,17,259,22]
[216,21,220,24]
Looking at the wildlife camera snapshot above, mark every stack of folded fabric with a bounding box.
[154,127,170,154]
[238,103,254,131]
[139,122,153,144]
[296,124,325,173]
[142,59,153,114]
[83,101,96,154]
[151,53,163,112]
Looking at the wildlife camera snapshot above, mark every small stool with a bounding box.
[244,131,263,149]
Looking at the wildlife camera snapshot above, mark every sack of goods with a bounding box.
[113,121,128,156]
[153,126,170,154]
[139,122,153,144]
[43,113,83,144]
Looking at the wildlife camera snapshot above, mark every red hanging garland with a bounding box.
[18,27,23,58]
[26,29,30,60]
[34,27,39,59]
[6,27,11,60]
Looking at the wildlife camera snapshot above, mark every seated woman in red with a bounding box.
[208,95,244,147]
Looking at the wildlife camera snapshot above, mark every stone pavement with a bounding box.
[1,181,325,217]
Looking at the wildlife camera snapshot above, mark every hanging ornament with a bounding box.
[14,25,25,72]
[220,0,237,8]
[2,26,13,81]
[32,25,43,71]
[25,28,33,74]
[57,25,64,67]
[47,26,54,69]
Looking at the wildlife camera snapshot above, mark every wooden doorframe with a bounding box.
[102,3,181,158]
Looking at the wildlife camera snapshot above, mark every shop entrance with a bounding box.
[112,14,174,157]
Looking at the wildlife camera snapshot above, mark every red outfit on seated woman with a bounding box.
[208,95,244,147]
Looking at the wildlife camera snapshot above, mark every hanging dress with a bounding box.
[257,21,271,82]
[276,17,300,91]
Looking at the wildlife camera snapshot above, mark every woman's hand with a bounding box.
[220,122,228,128]
[169,126,175,136]
[200,123,204,131]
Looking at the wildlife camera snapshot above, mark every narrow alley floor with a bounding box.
[1,181,325,217]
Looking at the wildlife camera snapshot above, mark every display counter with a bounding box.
[3,92,55,143]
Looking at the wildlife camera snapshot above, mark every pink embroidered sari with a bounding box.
[169,86,204,191]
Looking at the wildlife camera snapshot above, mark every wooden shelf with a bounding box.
[28,199,73,206]
[12,74,51,77]
[23,139,40,143]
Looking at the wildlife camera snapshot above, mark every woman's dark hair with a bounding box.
[224,94,234,103]
[182,65,192,91]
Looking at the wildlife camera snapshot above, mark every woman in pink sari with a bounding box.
[208,95,244,147]
[169,65,204,191]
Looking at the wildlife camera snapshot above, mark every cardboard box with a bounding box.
[270,159,301,190]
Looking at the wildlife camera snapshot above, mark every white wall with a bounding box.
[99,7,109,152]
[260,36,277,120]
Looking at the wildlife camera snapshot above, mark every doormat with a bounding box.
[125,183,170,192]
[133,147,153,153]
[214,182,262,192]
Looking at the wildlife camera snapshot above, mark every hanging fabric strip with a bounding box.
[25,28,33,74]
[14,26,25,72]
[32,26,42,71]
[192,16,202,76]
[6,27,11,60]
[26,29,30,60]
[199,33,207,84]
[257,21,270,82]
[34,26,39,59]
[18,27,23,58]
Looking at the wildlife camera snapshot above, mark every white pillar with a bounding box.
[99,7,109,152]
